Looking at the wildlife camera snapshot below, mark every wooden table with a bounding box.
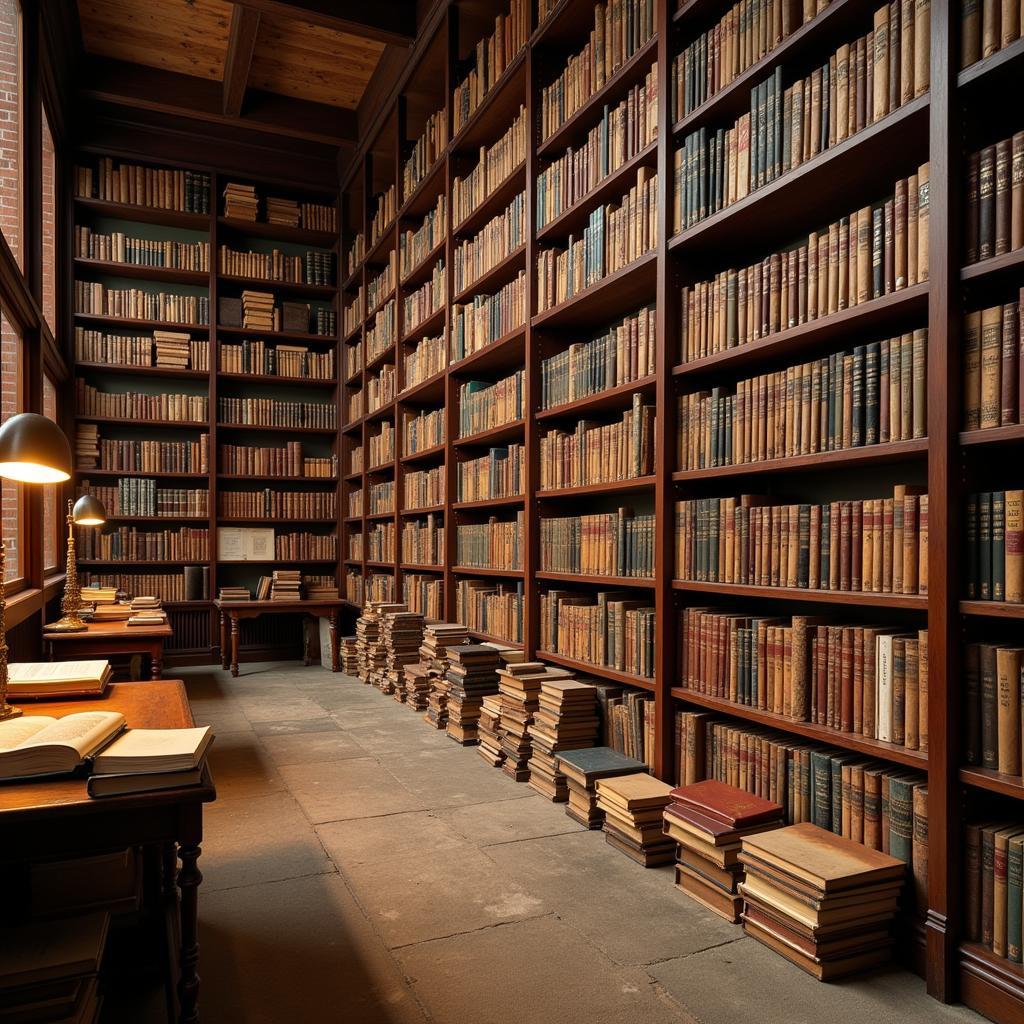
[2,681,216,1024]
[214,598,345,676]
[44,618,174,679]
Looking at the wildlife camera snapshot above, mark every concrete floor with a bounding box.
[168,661,985,1024]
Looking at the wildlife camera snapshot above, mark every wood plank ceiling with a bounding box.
[75,0,414,148]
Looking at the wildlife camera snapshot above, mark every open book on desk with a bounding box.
[0,711,126,779]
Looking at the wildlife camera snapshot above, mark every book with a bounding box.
[0,911,109,990]
[88,765,205,798]
[90,725,213,775]
[6,661,112,698]
[0,711,126,779]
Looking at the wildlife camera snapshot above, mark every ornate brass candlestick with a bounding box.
[46,495,106,633]
[0,542,20,721]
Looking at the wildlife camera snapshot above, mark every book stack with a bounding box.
[223,181,258,220]
[595,773,676,867]
[241,290,276,332]
[419,622,469,729]
[266,195,300,227]
[477,694,505,767]
[128,595,167,627]
[527,677,600,800]
[340,636,359,675]
[402,661,432,710]
[664,780,784,923]
[304,580,339,601]
[89,603,132,622]
[355,602,406,685]
[738,822,906,980]
[82,586,118,605]
[7,661,113,699]
[556,747,649,828]
[269,569,302,601]
[445,644,502,745]
[153,330,191,368]
[382,610,425,697]
[75,423,100,469]
[0,911,109,1024]
[497,662,555,781]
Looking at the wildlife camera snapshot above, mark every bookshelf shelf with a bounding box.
[535,375,657,421]
[451,495,523,511]
[448,325,525,375]
[218,474,337,482]
[672,579,929,610]
[80,559,209,566]
[104,515,209,523]
[957,35,1024,95]
[73,257,209,286]
[671,438,930,482]
[399,238,446,289]
[74,312,210,333]
[364,222,398,268]
[365,559,395,569]
[73,195,211,230]
[365,510,396,521]
[74,415,206,430]
[958,767,1024,799]
[535,571,655,589]
[960,246,1024,288]
[959,601,1024,619]
[451,244,527,306]
[401,441,446,464]
[364,289,396,324]
[452,566,523,578]
[538,650,655,692]
[399,306,445,346]
[536,36,657,159]
[400,562,443,572]
[670,687,929,768]
[75,362,211,381]
[217,216,337,248]
[959,424,1024,448]
[218,517,334,524]
[219,371,337,387]
[75,469,208,479]
[364,403,396,424]
[365,344,396,373]
[468,628,524,649]
[217,324,335,345]
[452,419,525,448]
[216,423,337,436]
[449,49,527,155]
[401,503,445,517]
[537,476,655,499]
[398,157,446,220]
[672,283,930,380]
[342,418,364,434]
[217,273,336,299]
[451,162,526,238]
[535,142,658,242]
[399,368,447,404]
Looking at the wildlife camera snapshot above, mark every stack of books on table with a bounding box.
[339,636,359,674]
[497,662,554,781]
[87,723,214,798]
[266,195,300,226]
[270,569,301,600]
[0,911,109,1024]
[304,581,339,600]
[7,661,113,700]
[382,610,425,697]
[664,780,784,923]
[88,603,132,623]
[556,747,648,828]
[153,330,191,368]
[81,586,118,606]
[595,773,675,867]
[527,677,600,801]
[75,423,99,469]
[738,822,906,980]
[128,596,166,627]
[223,181,258,220]
[219,586,251,602]
[402,661,431,710]
[445,644,502,745]
[241,290,276,332]
[477,694,505,767]
[419,623,469,728]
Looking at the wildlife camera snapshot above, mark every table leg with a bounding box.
[177,811,203,1024]
[219,614,228,670]
[329,611,339,672]
[303,617,313,667]
[230,616,240,678]
[151,642,163,680]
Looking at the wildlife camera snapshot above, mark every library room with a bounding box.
[1,0,1022,1021]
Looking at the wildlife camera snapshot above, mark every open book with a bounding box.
[0,712,125,779]
[7,661,112,698]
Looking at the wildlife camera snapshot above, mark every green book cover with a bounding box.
[887,775,916,864]
[1008,836,1023,963]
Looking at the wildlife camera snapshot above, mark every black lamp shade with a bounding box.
[72,494,106,527]
[0,413,72,484]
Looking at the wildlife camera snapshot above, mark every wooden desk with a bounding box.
[3,681,216,1024]
[214,598,344,676]
[44,618,174,679]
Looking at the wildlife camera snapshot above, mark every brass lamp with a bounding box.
[0,413,73,721]
[45,494,108,634]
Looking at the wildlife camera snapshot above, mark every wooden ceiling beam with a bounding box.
[80,56,356,148]
[223,5,261,117]
[235,0,415,46]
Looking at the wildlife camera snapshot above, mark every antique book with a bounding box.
[6,660,112,698]
[91,725,213,775]
[0,711,125,779]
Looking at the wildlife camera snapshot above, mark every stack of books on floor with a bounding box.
[595,773,675,867]
[340,636,359,674]
[527,677,600,801]
[445,644,501,745]
[556,747,649,828]
[223,181,258,220]
[266,195,300,227]
[0,911,109,1024]
[219,586,251,602]
[738,822,906,980]
[128,596,166,626]
[664,780,784,923]
[403,661,432,710]
[382,610,425,698]
[241,290,275,331]
[75,423,99,469]
[355,602,406,685]
[497,662,552,781]
[153,330,191,368]
[270,570,301,600]
[420,623,469,729]
[477,694,505,767]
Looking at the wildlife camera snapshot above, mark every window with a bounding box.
[42,374,60,573]
[0,0,21,270]
[41,103,56,334]
[1,310,23,584]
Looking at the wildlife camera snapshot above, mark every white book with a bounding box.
[92,726,213,775]
[876,634,894,743]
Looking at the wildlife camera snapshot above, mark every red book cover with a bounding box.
[668,779,784,828]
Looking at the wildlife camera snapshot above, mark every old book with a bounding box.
[981,305,1004,429]
[996,647,1023,775]
[1007,489,1024,602]
[91,725,212,776]
[88,765,204,797]
[6,660,112,698]
[964,310,983,428]
[0,711,125,779]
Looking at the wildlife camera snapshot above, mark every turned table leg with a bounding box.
[151,642,163,679]
[219,614,228,670]
[329,611,339,672]
[230,617,240,678]
[176,816,203,1024]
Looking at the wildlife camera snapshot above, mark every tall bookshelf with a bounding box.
[71,151,342,662]
[335,0,1024,1019]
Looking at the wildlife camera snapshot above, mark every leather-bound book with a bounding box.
[669,779,784,829]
